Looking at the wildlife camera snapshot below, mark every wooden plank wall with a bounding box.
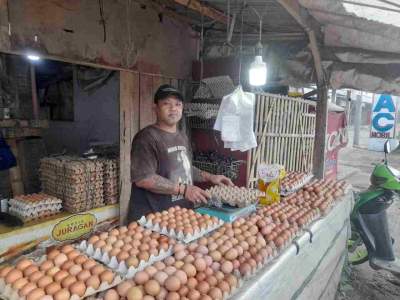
[119,71,186,223]
[247,93,316,188]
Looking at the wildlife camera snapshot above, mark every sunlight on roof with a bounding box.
[343,0,400,28]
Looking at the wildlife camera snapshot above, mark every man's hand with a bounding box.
[184,185,211,204]
[209,174,234,187]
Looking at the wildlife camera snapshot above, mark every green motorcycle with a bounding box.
[348,140,400,274]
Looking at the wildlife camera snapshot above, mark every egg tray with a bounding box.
[138,216,224,243]
[76,241,173,279]
[280,174,313,196]
[0,261,123,300]
[206,186,263,208]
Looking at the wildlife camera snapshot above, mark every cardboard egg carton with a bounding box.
[100,159,119,205]
[77,240,173,279]
[138,214,224,243]
[206,186,263,208]
[280,173,313,196]
[40,156,105,213]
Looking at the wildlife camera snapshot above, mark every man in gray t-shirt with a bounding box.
[128,84,233,221]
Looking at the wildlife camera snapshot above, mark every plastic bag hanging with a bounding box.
[214,86,257,152]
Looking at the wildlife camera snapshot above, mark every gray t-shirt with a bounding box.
[128,125,193,221]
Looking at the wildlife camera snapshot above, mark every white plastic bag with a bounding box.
[214,86,257,152]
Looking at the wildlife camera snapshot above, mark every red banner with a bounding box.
[325,111,348,180]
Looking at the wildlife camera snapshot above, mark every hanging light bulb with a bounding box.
[249,9,267,86]
[249,43,267,86]
[25,35,42,62]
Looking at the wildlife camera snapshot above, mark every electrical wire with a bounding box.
[238,6,244,86]
[98,0,107,42]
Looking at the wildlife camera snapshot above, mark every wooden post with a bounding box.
[30,64,39,120]
[119,71,140,224]
[345,90,351,125]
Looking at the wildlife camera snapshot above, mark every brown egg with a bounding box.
[37,275,53,288]
[16,258,33,271]
[144,279,161,296]
[22,265,37,277]
[194,258,206,272]
[45,282,62,295]
[174,270,188,285]
[0,265,12,278]
[61,261,75,271]
[126,257,139,268]
[197,281,210,294]
[26,288,45,300]
[29,271,44,284]
[126,286,143,300]
[166,291,180,300]
[12,277,28,290]
[134,271,149,285]
[86,275,101,289]
[104,289,120,300]
[60,245,74,254]
[82,259,97,270]
[209,287,223,300]
[69,281,86,297]
[88,235,100,245]
[165,276,181,292]
[187,289,200,300]
[221,261,233,274]
[47,249,61,260]
[218,280,230,293]
[187,277,198,290]
[54,270,69,282]
[5,268,23,284]
[46,266,60,277]
[61,275,76,289]
[117,281,134,297]
[90,265,105,276]
[53,288,70,300]
[74,255,88,265]
[69,265,83,276]
[77,269,91,282]
[54,253,68,266]
[19,282,37,296]
[67,250,80,260]
[100,270,114,284]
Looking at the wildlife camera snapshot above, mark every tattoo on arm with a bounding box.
[136,175,178,195]
[193,167,212,182]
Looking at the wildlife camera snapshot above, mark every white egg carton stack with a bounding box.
[138,216,224,243]
[8,194,62,222]
[280,173,314,196]
[77,241,173,279]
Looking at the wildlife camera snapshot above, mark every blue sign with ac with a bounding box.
[370,94,396,138]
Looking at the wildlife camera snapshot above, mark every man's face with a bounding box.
[155,96,183,126]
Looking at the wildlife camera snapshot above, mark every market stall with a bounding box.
[0,175,351,300]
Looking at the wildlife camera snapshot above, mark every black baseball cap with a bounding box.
[154,84,184,103]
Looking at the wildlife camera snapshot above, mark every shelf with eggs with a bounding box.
[0,244,123,300]
[77,222,176,278]
[138,206,224,243]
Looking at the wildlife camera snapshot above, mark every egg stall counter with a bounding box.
[0,178,352,300]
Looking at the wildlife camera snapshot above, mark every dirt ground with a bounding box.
[336,127,400,300]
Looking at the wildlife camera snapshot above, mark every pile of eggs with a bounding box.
[144,207,220,236]
[0,245,116,300]
[100,243,239,300]
[280,172,310,192]
[205,186,263,208]
[184,218,273,278]
[87,222,175,267]
[286,179,347,215]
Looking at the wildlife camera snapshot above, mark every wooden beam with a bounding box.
[173,0,228,24]
[119,71,140,224]
[277,0,328,179]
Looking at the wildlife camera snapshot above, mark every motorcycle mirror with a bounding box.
[384,140,391,154]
